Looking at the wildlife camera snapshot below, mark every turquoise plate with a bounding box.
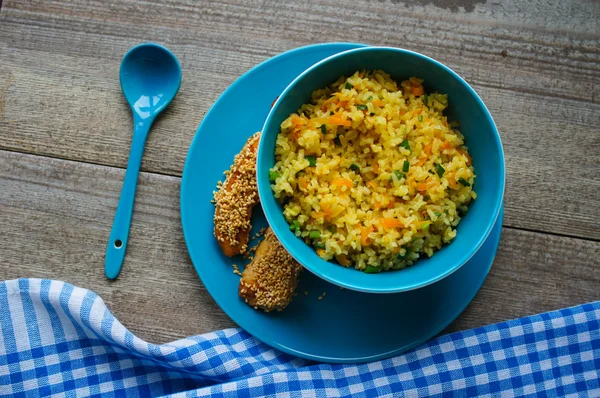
[180,43,503,363]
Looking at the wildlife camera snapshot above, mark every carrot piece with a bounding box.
[373,201,382,210]
[417,182,428,192]
[458,149,472,166]
[367,180,377,189]
[299,177,308,190]
[319,203,333,219]
[423,144,432,155]
[336,254,351,267]
[327,116,352,127]
[331,178,354,188]
[361,226,372,246]
[412,85,424,96]
[442,141,451,150]
[447,173,459,189]
[386,201,395,209]
[373,99,384,107]
[321,98,336,112]
[414,157,427,167]
[381,218,404,229]
[291,115,306,128]
[316,249,326,257]
[312,211,327,218]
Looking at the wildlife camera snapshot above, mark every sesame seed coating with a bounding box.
[232,264,242,276]
[213,132,261,257]
[239,228,302,312]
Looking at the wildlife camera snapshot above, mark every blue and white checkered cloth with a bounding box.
[1,279,598,397]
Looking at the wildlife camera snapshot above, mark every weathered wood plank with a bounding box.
[2,0,599,101]
[447,226,600,334]
[0,150,237,343]
[1,0,599,240]
[1,150,598,343]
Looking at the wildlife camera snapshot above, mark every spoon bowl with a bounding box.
[120,43,182,120]
[105,43,182,280]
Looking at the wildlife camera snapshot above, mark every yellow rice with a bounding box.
[269,70,476,272]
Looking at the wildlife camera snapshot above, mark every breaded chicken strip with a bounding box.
[239,228,302,312]
[213,132,261,257]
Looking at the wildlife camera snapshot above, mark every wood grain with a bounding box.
[447,226,600,334]
[0,0,599,240]
[0,150,236,343]
[1,150,598,344]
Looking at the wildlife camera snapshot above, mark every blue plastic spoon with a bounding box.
[105,43,182,280]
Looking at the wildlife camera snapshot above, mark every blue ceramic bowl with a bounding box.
[257,46,505,293]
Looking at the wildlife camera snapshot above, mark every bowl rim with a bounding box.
[257,45,506,293]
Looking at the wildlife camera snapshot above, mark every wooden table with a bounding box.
[1,0,599,345]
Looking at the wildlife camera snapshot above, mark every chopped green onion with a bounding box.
[320,124,327,134]
[423,94,429,106]
[290,220,300,232]
[429,169,435,175]
[350,163,360,172]
[434,211,442,217]
[334,136,342,146]
[314,242,326,249]
[422,221,431,231]
[330,111,335,115]
[345,82,353,89]
[357,104,368,111]
[327,225,336,233]
[269,171,281,181]
[459,205,469,216]
[370,112,375,116]
[418,115,423,122]
[393,170,405,180]
[368,95,373,101]
[309,230,321,239]
[397,247,411,260]
[423,195,430,201]
[436,164,445,177]
[306,155,316,167]
[458,177,471,187]
[399,139,411,151]
[403,160,410,173]
[364,265,381,274]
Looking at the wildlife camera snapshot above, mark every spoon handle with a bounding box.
[105,119,152,279]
